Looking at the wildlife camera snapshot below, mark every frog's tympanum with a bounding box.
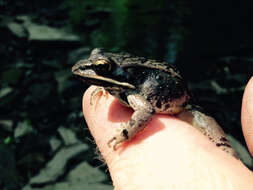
[72,48,237,158]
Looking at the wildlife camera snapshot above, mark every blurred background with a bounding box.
[1,0,253,189]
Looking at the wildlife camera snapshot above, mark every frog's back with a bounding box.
[108,51,181,77]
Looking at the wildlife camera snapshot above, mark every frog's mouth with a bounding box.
[72,68,135,89]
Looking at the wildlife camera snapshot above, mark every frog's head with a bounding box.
[72,48,135,89]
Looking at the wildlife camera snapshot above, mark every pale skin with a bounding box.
[83,78,253,190]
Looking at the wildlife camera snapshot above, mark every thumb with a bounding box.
[241,77,253,156]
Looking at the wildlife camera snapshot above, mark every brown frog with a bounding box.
[72,48,237,158]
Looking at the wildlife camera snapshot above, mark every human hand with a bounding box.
[83,78,253,190]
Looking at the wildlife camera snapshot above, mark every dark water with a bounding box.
[80,1,253,80]
[86,1,191,63]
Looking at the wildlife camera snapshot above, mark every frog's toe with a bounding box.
[90,87,108,105]
[107,135,126,150]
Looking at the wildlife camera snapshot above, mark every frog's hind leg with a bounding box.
[90,87,108,105]
[178,108,238,158]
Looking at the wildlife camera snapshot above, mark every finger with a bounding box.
[83,86,252,189]
[241,77,253,156]
[83,86,132,163]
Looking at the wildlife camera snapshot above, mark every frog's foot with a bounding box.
[107,134,127,151]
[90,87,108,105]
[107,123,130,150]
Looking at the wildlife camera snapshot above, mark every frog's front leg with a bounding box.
[108,94,155,150]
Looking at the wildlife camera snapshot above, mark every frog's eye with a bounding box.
[94,59,112,72]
